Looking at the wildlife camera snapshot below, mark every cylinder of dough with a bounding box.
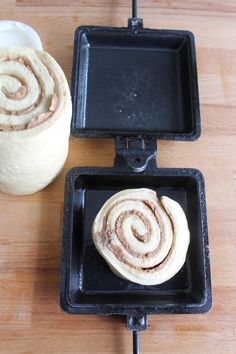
[0,47,72,195]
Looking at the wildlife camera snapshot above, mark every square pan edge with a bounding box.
[71,26,201,141]
[60,167,212,315]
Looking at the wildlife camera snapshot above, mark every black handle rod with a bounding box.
[133,330,140,354]
[132,0,138,18]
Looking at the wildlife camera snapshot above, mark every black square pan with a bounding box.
[60,167,211,316]
[71,24,200,140]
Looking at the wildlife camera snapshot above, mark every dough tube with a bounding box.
[0,47,72,195]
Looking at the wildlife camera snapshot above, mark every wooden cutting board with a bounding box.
[0,1,236,353]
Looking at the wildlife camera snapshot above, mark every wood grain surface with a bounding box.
[0,1,236,353]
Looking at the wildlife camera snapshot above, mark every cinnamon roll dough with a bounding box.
[0,47,72,194]
[92,188,190,286]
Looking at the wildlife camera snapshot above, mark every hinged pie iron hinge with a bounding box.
[115,136,157,172]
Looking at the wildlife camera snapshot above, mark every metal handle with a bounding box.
[132,0,138,18]
[133,331,140,354]
[127,315,147,354]
[129,0,143,29]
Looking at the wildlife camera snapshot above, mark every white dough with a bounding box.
[0,47,72,195]
[93,188,190,286]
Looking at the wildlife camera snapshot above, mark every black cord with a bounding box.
[133,331,140,354]
[132,0,138,18]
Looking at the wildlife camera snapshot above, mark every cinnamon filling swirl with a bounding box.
[0,54,59,131]
[92,188,190,286]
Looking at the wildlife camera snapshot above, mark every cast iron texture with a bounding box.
[60,161,212,316]
[71,24,200,140]
[61,12,211,329]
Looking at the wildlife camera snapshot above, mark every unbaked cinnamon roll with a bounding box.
[93,188,190,286]
[0,47,71,194]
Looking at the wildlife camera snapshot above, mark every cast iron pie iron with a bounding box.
[60,1,212,353]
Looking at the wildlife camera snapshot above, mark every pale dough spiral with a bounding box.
[0,47,72,194]
[92,188,190,285]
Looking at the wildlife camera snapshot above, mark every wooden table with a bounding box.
[1,1,236,353]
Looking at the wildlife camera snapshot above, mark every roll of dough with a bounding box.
[93,188,190,286]
[0,47,72,195]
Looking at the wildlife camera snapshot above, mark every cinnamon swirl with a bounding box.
[92,188,190,285]
[0,47,71,194]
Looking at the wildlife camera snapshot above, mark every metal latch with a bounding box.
[115,136,157,172]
